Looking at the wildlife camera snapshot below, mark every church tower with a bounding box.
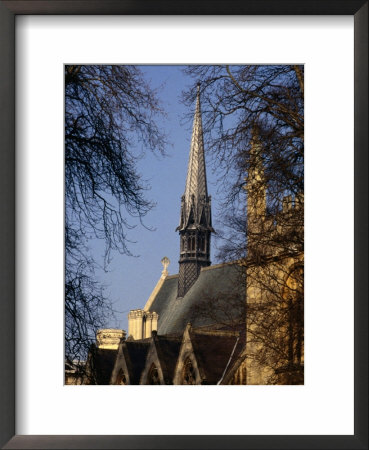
[176,83,213,298]
[246,126,267,258]
[246,126,266,233]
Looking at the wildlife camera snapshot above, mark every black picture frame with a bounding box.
[0,1,367,449]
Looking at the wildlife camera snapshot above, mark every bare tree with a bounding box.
[65,65,166,364]
[183,65,303,229]
[183,66,304,384]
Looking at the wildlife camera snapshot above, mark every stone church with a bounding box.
[82,85,304,386]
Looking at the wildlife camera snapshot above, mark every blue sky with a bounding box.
[92,66,225,331]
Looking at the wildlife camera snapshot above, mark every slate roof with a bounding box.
[148,262,245,335]
[153,335,182,383]
[88,347,118,385]
[189,329,245,384]
[123,341,150,384]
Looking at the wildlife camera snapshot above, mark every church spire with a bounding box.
[176,83,213,298]
[183,83,208,209]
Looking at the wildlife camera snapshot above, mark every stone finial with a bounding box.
[161,256,170,275]
[96,329,126,350]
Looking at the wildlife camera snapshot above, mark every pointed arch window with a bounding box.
[274,265,304,384]
[182,357,197,385]
[200,208,207,226]
[198,234,205,252]
[116,369,127,385]
[282,266,304,366]
[187,234,195,252]
[188,208,195,225]
[147,364,161,385]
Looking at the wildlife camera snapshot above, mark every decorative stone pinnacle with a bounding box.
[161,256,170,274]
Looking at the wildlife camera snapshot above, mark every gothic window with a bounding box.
[116,369,127,385]
[232,368,242,385]
[232,364,247,385]
[182,357,197,385]
[200,209,206,226]
[188,208,194,225]
[234,369,240,385]
[198,235,204,252]
[147,364,161,385]
[242,364,247,385]
[188,234,195,252]
[282,266,304,367]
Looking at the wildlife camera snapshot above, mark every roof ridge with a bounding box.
[164,260,242,279]
[192,329,240,337]
[165,274,179,280]
[200,260,240,271]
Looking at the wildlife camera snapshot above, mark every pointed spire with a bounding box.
[176,83,213,298]
[246,125,266,245]
[183,83,208,207]
[248,126,265,186]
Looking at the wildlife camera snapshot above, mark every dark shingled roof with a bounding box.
[89,347,118,385]
[123,341,150,384]
[190,329,245,384]
[153,335,182,383]
[148,263,245,335]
